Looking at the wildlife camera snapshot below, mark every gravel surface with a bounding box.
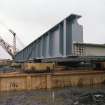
[0,85,105,105]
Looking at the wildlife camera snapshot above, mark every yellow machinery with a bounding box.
[21,63,55,73]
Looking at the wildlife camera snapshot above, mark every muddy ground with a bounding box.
[0,85,105,105]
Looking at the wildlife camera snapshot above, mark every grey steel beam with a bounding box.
[15,14,83,62]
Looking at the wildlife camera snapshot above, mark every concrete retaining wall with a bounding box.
[0,71,105,91]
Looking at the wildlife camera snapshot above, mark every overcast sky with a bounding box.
[0,0,105,59]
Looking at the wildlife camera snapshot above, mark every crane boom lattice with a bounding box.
[0,36,14,59]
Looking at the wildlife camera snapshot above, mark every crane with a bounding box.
[0,21,24,59]
[0,35,15,59]
[0,28,18,59]
[0,28,25,59]
[8,29,16,55]
[0,27,17,59]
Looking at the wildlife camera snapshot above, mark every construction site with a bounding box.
[0,14,105,92]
